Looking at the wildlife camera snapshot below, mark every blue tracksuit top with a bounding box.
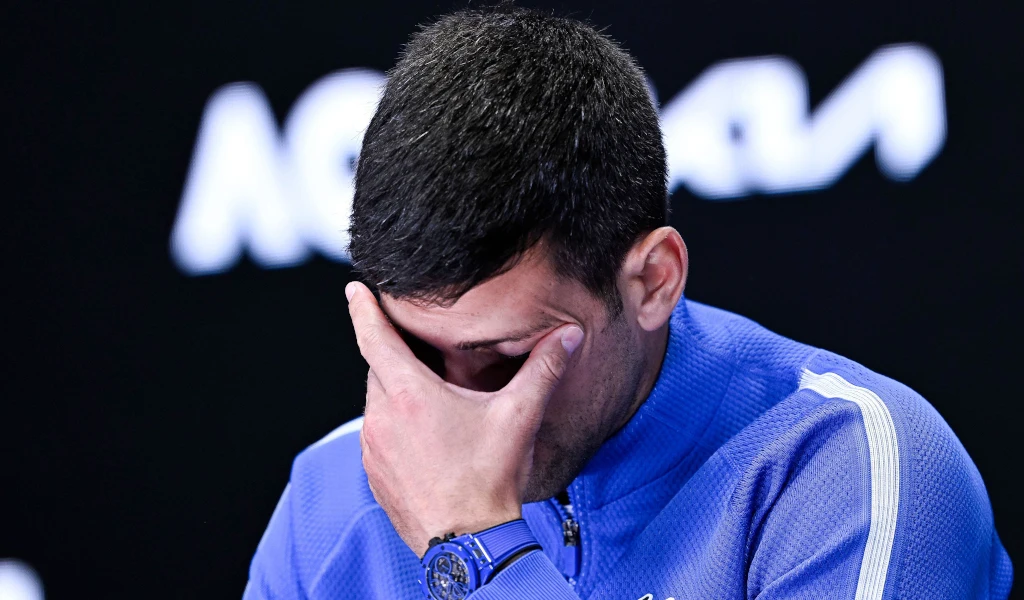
[245,296,1013,599]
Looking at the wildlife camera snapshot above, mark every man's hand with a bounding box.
[346,282,583,557]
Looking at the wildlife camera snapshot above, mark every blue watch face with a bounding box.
[425,550,472,600]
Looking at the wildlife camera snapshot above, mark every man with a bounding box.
[245,6,1012,599]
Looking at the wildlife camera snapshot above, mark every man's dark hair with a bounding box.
[349,5,668,313]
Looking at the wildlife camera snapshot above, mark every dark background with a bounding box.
[3,1,1021,597]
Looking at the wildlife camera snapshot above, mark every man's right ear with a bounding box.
[618,227,688,332]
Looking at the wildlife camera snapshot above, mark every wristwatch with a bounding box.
[418,519,541,600]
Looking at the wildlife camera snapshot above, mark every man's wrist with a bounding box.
[418,518,540,598]
[459,511,524,537]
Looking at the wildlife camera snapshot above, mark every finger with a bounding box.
[361,369,386,445]
[346,281,425,391]
[365,369,385,414]
[499,323,583,427]
[359,431,382,500]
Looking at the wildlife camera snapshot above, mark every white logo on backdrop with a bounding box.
[171,44,945,275]
[0,560,44,600]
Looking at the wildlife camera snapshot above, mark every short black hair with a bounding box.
[349,5,668,313]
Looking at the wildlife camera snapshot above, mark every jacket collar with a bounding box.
[570,296,735,509]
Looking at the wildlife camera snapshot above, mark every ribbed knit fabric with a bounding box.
[244,296,1013,600]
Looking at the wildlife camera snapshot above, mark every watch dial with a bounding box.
[427,551,471,600]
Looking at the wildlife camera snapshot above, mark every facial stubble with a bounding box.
[522,316,648,503]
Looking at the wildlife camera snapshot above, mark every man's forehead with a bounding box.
[375,244,592,350]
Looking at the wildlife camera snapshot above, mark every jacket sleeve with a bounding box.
[748,387,1012,600]
[245,488,580,600]
[243,484,306,600]
[469,550,581,600]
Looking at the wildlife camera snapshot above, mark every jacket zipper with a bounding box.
[549,496,581,584]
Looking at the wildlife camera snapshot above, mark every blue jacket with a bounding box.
[245,297,1013,599]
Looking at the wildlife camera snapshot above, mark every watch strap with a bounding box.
[474,519,539,577]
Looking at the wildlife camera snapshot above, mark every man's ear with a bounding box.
[618,227,688,332]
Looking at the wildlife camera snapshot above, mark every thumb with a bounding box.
[499,324,584,420]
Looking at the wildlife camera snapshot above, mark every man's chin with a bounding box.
[522,459,583,504]
[524,430,606,503]
[522,483,563,505]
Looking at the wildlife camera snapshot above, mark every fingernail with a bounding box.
[345,282,357,301]
[561,326,584,355]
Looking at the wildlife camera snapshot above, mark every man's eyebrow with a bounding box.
[454,316,559,351]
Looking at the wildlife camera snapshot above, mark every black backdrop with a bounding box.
[3,1,1021,597]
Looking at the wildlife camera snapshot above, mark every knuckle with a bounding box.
[366,477,386,509]
[362,449,376,474]
[390,387,421,414]
[364,464,382,497]
[537,353,565,384]
[360,419,380,448]
[352,307,385,340]
[359,323,384,351]
[365,321,387,343]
